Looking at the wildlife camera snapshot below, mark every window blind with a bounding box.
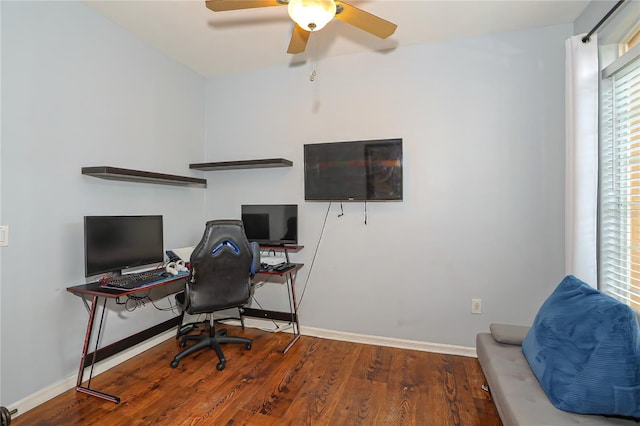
[600,53,640,310]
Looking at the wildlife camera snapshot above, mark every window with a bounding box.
[625,26,640,51]
[600,44,640,310]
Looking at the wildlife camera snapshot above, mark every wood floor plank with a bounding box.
[382,348,433,425]
[448,356,486,425]
[327,378,388,425]
[233,334,327,422]
[350,342,392,383]
[275,338,361,425]
[402,351,442,426]
[464,353,493,400]
[11,326,502,426]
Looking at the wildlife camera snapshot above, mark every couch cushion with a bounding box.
[490,323,530,345]
[477,333,639,425]
[521,275,640,418]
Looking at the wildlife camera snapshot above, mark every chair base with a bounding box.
[175,308,246,340]
[176,320,207,339]
[170,325,252,370]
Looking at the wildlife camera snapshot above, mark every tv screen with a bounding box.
[241,204,298,246]
[84,215,164,277]
[304,138,403,201]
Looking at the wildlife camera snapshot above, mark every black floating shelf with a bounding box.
[82,166,207,188]
[189,158,293,171]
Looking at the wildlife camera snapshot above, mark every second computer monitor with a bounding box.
[241,204,297,246]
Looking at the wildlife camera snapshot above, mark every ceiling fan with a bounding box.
[205,0,397,54]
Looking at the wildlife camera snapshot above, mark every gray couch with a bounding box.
[476,323,640,426]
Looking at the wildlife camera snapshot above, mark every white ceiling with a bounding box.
[84,0,591,78]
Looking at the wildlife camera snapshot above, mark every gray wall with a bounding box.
[1,2,206,405]
[0,0,3,407]
[0,0,590,411]
[0,2,4,404]
[203,24,570,347]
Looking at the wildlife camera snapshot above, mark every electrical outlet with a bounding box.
[471,298,482,314]
[0,226,8,247]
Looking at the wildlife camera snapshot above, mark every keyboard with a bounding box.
[263,263,296,273]
[100,270,165,289]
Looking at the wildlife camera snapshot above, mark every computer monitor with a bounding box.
[241,204,298,246]
[84,215,164,277]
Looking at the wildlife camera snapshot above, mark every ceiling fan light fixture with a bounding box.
[287,0,336,32]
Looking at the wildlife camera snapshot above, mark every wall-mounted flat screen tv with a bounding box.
[241,204,298,246]
[304,138,403,201]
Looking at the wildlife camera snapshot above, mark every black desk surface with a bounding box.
[67,272,189,298]
[257,263,303,275]
[67,264,302,298]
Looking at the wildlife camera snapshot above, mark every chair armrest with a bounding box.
[250,242,260,276]
[489,323,530,345]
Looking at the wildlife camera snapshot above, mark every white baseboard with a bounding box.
[228,317,477,358]
[301,326,477,358]
[9,329,176,419]
[11,322,475,417]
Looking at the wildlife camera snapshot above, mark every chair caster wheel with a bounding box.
[180,340,187,348]
[218,329,228,336]
[1,406,16,426]
[176,324,195,338]
[170,360,179,368]
[216,362,225,371]
[245,342,252,350]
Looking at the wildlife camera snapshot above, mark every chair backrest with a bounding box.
[185,219,259,314]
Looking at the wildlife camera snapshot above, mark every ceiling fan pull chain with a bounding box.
[310,36,317,81]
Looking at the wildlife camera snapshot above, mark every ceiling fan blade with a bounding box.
[205,0,284,12]
[334,1,397,39]
[287,25,310,54]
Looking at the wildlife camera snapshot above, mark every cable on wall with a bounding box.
[364,201,368,225]
[297,202,332,308]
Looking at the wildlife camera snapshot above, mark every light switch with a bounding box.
[0,226,9,246]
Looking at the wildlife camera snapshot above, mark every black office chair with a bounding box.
[170,219,260,370]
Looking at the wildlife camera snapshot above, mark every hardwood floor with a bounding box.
[13,325,502,425]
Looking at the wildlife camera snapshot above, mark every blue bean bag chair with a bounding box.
[522,275,640,418]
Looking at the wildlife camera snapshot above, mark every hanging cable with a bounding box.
[338,202,344,217]
[364,201,368,225]
[582,0,626,43]
[297,202,331,308]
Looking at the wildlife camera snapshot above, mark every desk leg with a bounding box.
[283,270,301,354]
[75,295,121,404]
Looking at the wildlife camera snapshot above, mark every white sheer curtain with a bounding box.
[565,34,599,286]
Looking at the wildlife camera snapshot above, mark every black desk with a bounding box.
[66,264,303,404]
[243,264,304,353]
[67,273,188,404]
